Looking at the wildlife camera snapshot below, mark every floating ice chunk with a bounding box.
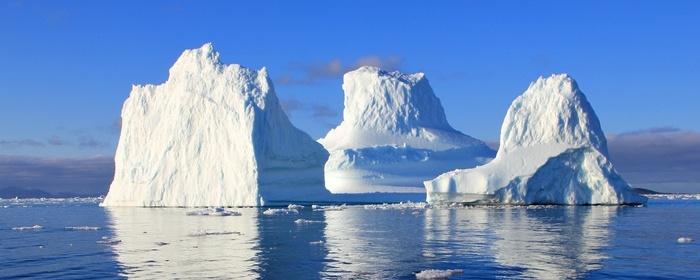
[287,204,305,210]
[363,201,429,210]
[677,237,693,244]
[65,226,101,231]
[309,240,324,245]
[12,225,42,230]
[186,208,242,216]
[1,197,103,208]
[294,219,323,225]
[415,269,464,279]
[647,194,700,200]
[312,204,347,211]
[262,208,299,215]
[97,236,122,245]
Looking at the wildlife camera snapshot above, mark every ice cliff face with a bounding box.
[319,67,494,193]
[102,43,329,207]
[320,66,486,151]
[425,74,646,205]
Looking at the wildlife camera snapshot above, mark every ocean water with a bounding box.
[1,196,699,279]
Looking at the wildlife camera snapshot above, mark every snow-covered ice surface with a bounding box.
[425,74,647,205]
[319,66,494,194]
[102,43,329,207]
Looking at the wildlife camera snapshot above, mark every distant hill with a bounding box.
[0,187,99,198]
[632,187,665,195]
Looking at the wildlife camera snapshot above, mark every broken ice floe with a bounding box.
[294,219,323,225]
[415,269,464,279]
[65,226,101,231]
[11,225,43,230]
[186,208,242,216]
[262,208,299,215]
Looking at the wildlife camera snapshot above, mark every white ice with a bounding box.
[319,66,494,194]
[102,43,329,207]
[425,74,646,205]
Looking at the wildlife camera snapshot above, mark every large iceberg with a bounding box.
[102,43,329,207]
[319,67,494,194]
[425,74,646,205]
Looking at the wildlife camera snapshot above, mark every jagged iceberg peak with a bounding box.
[103,43,329,207]
[320,66,486,151]
[499,73,608,156]
[169,42,221,74]
[164,43,271,102]
[342,66,451,133]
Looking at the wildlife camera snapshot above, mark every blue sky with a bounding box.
[1,1,699,193]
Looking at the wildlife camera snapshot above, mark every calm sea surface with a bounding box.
[1,196,699,279]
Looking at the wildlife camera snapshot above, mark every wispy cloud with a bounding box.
[280,97,338,120]
[47,135,67,146]
[0,155,114,196]
[77,135,108,149]
[2,120,119,152]
[277,55,404,85]
[0,139,45,148]
[353,56,402,71]
[310,104,338,118]
[280,98,305,116]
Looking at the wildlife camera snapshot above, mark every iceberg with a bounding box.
[425,74,646,205]
[319,66,494,194]
[102,43,329,207]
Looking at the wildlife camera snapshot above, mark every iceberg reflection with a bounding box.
[489,206,614,279]
[104,204,618,279]
[321,206,428,278]
[105,207,261,279]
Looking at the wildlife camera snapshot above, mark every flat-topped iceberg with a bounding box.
[319,66,494,194]
[425,74,646,205]
[102,43,329,207]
